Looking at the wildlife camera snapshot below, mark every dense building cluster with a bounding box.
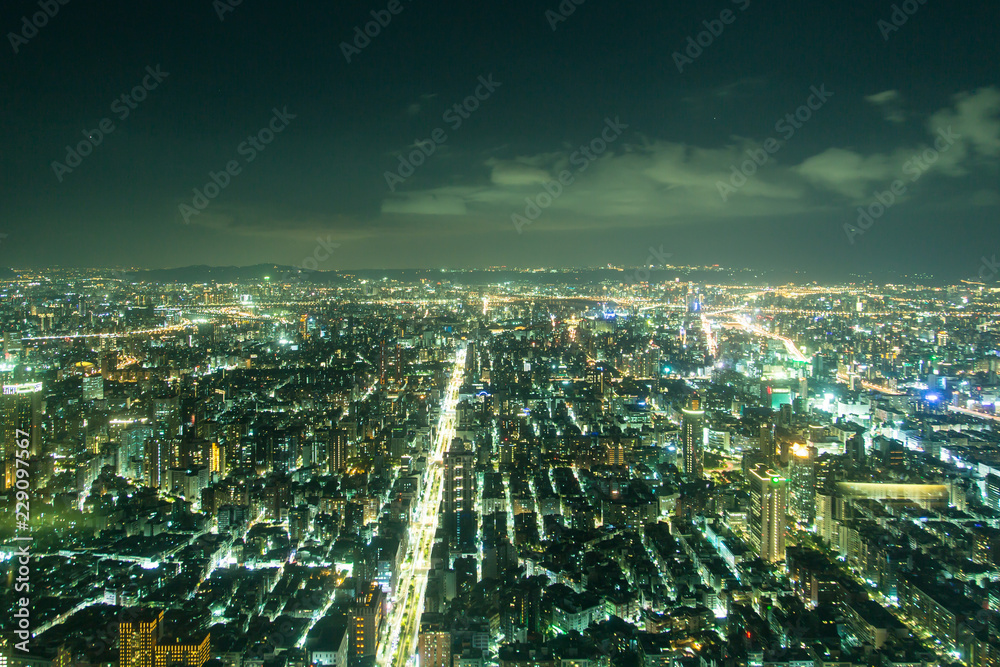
[3,269,1000,667]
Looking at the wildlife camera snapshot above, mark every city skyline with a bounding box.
[3,271,1000,666]
[5,1,1000,666]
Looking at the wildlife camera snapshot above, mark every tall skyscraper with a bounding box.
[444,438,476,546]
[444,439,475,514]
[748,464,787,563]
[681,396,704,479]
[123,423,154,481]
[329,429,349,474]
[759,421,777,463]
[1,381,42,490]
[152,395,180,438]
[788,444,817,523]
[986,474,1000,512]
[145,439,168,490]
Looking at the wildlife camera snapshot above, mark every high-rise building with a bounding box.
[759,422,777,463]
[444,439,476,515]
[119,609,209,667]
[123,424,154,481]
[788,444,817,523]
[145,440,168,490]
[154,637,210,667]
[352,583,384,659]
[606,440,626,466]
[152,395,180,438]
[680,397,704,479]
[846,433,866,464]
[1,381,42,490]
[444,439,477,547]
[418,613,452,667]
[815,492,835,545]
[325,429,346,474]
[778,403,793,428]
[202,440,225,477]
[82,374,104,401]
[120,609,163,667]
[3,333,23,361]
[748,464,787,563]
[986,474,1000,512]
[878,438,905,468]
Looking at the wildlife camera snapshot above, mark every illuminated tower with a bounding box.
[444,439,476,547]
[119,610,164,667]
[681,396,704,479]
[748,464,787,563]
[328,429,349,474]
[788,444,817,523]
[444,439,475,514]
[145,440,168,490]
[1,381,43,490]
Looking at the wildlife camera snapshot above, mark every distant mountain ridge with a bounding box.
[107,265,965,287]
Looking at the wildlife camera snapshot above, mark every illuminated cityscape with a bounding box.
[0,269,1000,667]
[3,1,1000,665]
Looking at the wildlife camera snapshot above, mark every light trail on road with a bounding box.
[721,314,809,363]
[22,323,193,341]
[378,344,466,667]
[948,404,1000,423]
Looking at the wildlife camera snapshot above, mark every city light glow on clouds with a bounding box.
[4,0,998,273]
[174,85,1000,250]
[347,87,1000,233]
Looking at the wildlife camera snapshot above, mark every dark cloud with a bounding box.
[1,0,999,278]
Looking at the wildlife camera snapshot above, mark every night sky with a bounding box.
[2,0,999,278]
